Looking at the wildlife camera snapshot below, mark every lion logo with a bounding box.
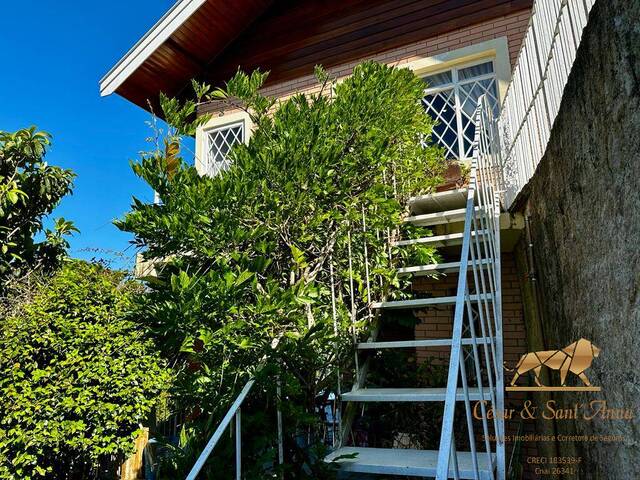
[507,338,601,388]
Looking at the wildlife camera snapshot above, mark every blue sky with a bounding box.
[0,0,178,269]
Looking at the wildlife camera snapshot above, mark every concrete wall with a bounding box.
[515,0,640,477]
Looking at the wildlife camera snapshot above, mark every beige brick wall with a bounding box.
[412,252,538,478]
[261,10,530,101]
[201,9,531,114]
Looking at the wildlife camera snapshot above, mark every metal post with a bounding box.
[329,258,342,446]
[362,206,371,305]
[493,192,506,480]
[457,322,480,480]
[347,227,359,376]
[235,409,241,480]
[435,170,476,479]
[451,433,460,480]
[277,380,284,466]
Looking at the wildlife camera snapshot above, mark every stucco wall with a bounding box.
[516,0,640,477]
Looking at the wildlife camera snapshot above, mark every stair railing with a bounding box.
[436,94,505,480]
[185,378,255,480]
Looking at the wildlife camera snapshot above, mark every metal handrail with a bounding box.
[436,94,505,479]
[185,379,255,480]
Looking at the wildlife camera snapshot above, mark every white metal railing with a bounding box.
[499,0,596,208]
[185,379,255,480]
[436,95,505,479]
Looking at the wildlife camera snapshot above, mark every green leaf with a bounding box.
[234,270,254,288]
[290,244,307,268]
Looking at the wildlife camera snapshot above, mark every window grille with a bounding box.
[205,122,244,176]
[422,60,499,160]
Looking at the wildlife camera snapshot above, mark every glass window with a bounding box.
[423,70,452,88]
[422,60,499,160]
[205,122,244,176]
[458,61,494,80]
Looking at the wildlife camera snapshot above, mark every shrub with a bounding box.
[0,260,170,479]
[117,61,445,477]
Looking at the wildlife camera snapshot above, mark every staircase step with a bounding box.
[392,229,488,247]
[342,387,493,402]
[398,259,492,276]
[357,337,494,350]
[408,188,469,215]
[404,206,488,227]
[325,446,494,477]
[371,293,492,310]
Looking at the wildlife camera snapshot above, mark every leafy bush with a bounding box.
[0,261,170,479]
[117,62,445,477]
[0,128,77,286]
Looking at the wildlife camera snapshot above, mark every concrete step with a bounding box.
[342,387,494,402]
[392,229,489,247]
[371,293,492,310]
[397,259,492,276]
[325,446,494,478]
[404,206,488,227]
[356,337,494,350]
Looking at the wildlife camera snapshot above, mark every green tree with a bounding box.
[117,62,445,478]
[0,127,77,285]
[0,260,170,480]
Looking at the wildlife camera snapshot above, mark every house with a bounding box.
[101,0,638,478]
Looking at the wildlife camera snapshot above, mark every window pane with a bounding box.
[458,77,499,158]
[206,123,244,176]
[423,70,453,88]
[421,59,499,161]
[422,87,459,159]
[458,61,494,80]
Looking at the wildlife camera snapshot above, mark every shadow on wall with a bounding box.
[512,0,640,478]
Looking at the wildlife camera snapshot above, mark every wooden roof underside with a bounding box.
[103,0,532,113]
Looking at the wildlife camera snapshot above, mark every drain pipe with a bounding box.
[515,200,560,464]
[524,204,536,283]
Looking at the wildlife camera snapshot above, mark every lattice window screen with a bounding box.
[205,122,244,176]
[422,61,499,160]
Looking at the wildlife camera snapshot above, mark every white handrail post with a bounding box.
[435,162,477,479]
[493,191,506,480]
[235,409,242,480]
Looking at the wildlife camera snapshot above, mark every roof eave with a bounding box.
[99,0,207,97]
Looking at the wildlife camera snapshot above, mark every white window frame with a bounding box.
[422,58,500,160]
[402,37,512,162]
[195,109,253,176]
[203,120,245,176]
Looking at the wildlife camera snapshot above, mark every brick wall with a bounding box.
[412,253,527,364]
[200,9,531,115]
[412,252,538,478]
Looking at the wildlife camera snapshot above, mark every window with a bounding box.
[422,60,499,160]
[205,121,245,176]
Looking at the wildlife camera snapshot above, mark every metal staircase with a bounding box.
[185,96,505,480]
[325,95,505,479]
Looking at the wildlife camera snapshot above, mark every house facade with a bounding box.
[101,0,638,478]
[101,0,532,176]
